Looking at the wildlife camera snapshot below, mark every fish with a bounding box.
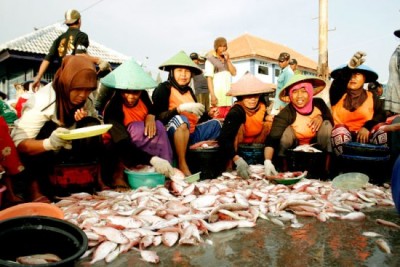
[90,241,118,264]
[138,249,160,263]
[376,218,400,229]
[375,238,391,254]
[16,253,62,265]
[340,212,366,221]
[362,231,383,237]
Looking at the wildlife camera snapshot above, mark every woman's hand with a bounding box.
[357,127,370,143]
[74,108,88,121]
[208,107,220,118]
[210,94,218,107]
[308,115,323,133]
[144,114,156,138]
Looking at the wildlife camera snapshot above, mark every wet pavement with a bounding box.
[76,207,400,267]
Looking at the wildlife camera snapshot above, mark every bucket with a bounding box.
[286,149,326,179]
[187,148,224,180]
[0,203,64,221]
[238,143,265,165]
[0,216,88,267]
[391,155,400,214]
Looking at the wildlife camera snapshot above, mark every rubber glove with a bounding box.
[98,59,111,72]
[150,156,174,177]
[178,103,205,116]
[264,159,278,176]
[348,51,366,69]
[43,128,72,151]
[234,157,250,179]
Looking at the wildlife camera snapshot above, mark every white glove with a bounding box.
[43,128,72,151]
[178,103,205,116]
[348,51,366,69]
[150,156,174,177]
[234,157,250,179]
[98,59,111,72]
[264,159,278,176]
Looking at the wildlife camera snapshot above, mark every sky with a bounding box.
[0,0,399,83]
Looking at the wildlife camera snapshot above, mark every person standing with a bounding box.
[271,52,294,115]
[289,58,301,75]
[204,37,237,120]
[384,29,400,116]
[32,9,110,90]
[190,52,210,109]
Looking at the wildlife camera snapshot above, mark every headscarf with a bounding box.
[167,69,191,94]
[289,82,313,114]
[343,88,367,111]
[52,56,97,127]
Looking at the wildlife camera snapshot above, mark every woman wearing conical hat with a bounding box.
[152,51,221,176]
[329,56,387,156]
[217,72,273,179]
[101,59,174,190]
[264,75,333,177]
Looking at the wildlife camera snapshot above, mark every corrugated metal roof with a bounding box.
[0,23,129,64]
[228,33,318,71]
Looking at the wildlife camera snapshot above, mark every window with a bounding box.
[258,66,269,75]
[275,69,281,77]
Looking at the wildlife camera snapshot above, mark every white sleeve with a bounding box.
[203,60,215,78]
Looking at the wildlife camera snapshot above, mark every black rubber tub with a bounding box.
[0,216,88,267]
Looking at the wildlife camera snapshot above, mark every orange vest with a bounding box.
[243,103,266,143]
[169,88,199,133]
[291,107,322,145]
[122,99,148,126]
[332,91,374,132]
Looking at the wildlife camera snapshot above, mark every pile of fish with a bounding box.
[55,165,395,264]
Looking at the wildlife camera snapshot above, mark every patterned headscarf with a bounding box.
[52,56,97,126]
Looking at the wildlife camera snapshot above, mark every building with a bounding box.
[0,23,129,99]
[228,33,318,85]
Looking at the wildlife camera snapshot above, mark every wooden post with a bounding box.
[317,0,329,80]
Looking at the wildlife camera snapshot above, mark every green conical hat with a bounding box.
[100,59,157,90]
[279,74,326,103]
[159,50,202,75]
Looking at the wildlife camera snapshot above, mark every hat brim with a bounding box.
[394,30,400,38]
[279,77,326,103]
[331,64,378,83]
[159,65,202,76]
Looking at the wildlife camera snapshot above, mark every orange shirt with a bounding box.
[243,103,266,143]
[291,107,322,145]
[332,91,374,132]
[169,88,199,133]
[122,99,148,126]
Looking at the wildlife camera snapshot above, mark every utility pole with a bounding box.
[317,0,329,80]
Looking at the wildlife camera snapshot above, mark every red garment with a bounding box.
[122,99,148,126]
[15,96,28,118]
[0,116,24,175]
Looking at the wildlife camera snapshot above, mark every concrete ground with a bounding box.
[76,207,400,267]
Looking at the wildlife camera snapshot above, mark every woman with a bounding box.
[204,37,237,119]
[101,59,174,190]
[11,56,106,202]
[218,72,273,179]
[152,51,221,176]
[264,75,333,176]
[330,64,387,155]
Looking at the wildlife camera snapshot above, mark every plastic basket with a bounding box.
[124,169,165,189]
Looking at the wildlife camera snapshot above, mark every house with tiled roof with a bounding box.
[0,23,129,99]
[228,33,318,86]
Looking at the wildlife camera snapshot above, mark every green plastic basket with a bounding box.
[124,169,165,189]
